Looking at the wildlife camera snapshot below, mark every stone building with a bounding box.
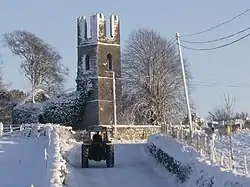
[75,13,121,128]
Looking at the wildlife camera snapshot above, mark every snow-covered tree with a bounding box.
[119,29,192,125]
[11,89,47,124]
[2,30,69,97]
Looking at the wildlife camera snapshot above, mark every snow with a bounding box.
[14,88,50,109]
[14,90,83,114]
[77,16,87,44]
[5,122,250,187]
[148,133,250,187]
[0,123,70,187]
[66,144,173,187]
[13,90,89,125]
[214,129,250,174]
[55,126,173,187]
[0,134,48,187]
[77,13,119,43]
[148,134,200,163]
[110,14,119,38]
[45,124,68,187]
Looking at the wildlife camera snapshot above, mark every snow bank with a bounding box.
[45,125,68,187]
[147,134,250,187]
[51,125,82,187]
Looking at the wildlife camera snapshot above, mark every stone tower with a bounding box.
[75,13,121,128]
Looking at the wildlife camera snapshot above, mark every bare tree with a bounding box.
[0,56,9,90]
[119,29,191,125]
[234,111,249,120]
[41,63,68,95]
[2,30,69,98]
[207,93,235,122]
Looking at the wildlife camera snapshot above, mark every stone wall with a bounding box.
[111,125,161,140]
[73,125,161,141]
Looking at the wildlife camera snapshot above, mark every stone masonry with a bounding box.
[76,13,121,129]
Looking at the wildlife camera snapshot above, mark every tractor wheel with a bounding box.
[106,144,114,168]
[81,144,89,168]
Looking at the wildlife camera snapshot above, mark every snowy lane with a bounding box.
[69,143,172,187]
[0,137,48,187]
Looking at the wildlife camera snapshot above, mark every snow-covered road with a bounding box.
[68,143,173,187]
[0,136,48,187]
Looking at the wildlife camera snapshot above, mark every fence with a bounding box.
[161,123,249,175]
[0,123,49,187]
[0,123,44,137]
[0,123,21,135]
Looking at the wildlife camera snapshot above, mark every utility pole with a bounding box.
[112,71,118,137]
[176,32,193,136]
[32,62,36,103]
[32,71,35,103]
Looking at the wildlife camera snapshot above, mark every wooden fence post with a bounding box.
[9,125,13,133]
[244,155,248,175]
[220,153,224,166]
[0,122,3,136]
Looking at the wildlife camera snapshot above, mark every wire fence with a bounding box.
[160,123,249,175]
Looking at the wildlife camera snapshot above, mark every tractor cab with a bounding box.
[81,125,115,168]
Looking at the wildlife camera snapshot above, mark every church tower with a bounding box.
[75,13,121,128]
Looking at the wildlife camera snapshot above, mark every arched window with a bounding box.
[107,53,112,70]
[85,54,90,70]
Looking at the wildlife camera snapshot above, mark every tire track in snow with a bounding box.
[67,143,173,187]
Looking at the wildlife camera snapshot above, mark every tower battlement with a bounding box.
[77,13,120,46]
[76,12,121,129]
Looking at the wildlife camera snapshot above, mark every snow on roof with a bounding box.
[13,89,81,111]
[14,88,50,109]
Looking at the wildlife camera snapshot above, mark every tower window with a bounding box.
[85,54,90,70]
[107,53,112,70]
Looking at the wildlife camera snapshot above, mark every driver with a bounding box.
[93,132,102,142]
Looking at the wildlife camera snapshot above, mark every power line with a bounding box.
[190,80,250,88]
[120,77,250,88]
[181,9,250,37]
[191,83,250,88]
[168,37,176,47]
[181,32,250,51]
[181,27,250,44]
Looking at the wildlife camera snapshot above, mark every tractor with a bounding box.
[81,125,115,168]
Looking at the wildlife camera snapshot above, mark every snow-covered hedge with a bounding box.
[51,124,82,186]
[12,90,90,128]
[147,134,250,187]
[46,125,68,187]
[12,103,43,124]
[42,91,88,128]
[148,143,192,183]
